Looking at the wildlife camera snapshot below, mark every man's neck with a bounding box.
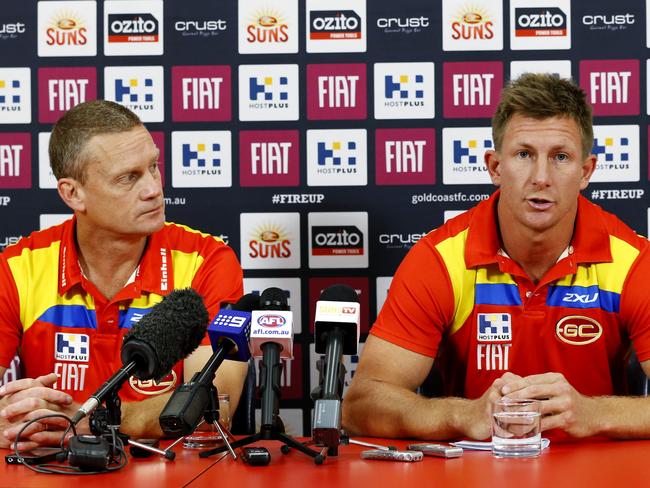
[75,220,148,300]
[497,215,575,285]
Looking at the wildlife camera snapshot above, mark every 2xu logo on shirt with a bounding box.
[312,226,363,255]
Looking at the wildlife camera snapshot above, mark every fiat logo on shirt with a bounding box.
[556,316,602,346]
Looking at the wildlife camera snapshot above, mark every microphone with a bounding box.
[312,284,360,450]
[159,294,257,436]
[72,288,209,425]
[250,287,294,430]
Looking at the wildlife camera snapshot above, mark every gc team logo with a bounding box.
[104,0,164,56]
[442,127,493,185]
[442,0,503,51]
[306,0,366,53]
[510,0,571,50]
[55,332,89,362]
[238,65,299,121]
[37,0,97,57]
[104,66,164,122]
[373,63,434,119]
[171,131,232,188]
[590,125,639,182]
[0,67,31,124]
[240,213,301,270]
[238,0,298,54]
[307,129,367,186]
[556,316,602,346]
[129,371,178,395]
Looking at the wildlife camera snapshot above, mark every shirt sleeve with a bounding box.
[622,246,650,362]
[0,253,22,368]
[370,238,455,359]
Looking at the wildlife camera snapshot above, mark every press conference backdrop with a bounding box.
[0,0,649,436]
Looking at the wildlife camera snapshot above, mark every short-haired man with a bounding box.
[0,100,247,450]
[343,74,650,440]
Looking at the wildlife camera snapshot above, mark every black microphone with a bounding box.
[72,288,209,425]
[159,294,257,436]
[312,284,360,449]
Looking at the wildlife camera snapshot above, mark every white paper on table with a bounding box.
[450,438,551,451]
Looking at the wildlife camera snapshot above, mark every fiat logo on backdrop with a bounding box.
[555,316,602,345]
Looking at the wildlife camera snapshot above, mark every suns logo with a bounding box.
[248,223,292,259]
[246,9,289,43]
[46,10,88,46]
[451,6,494,40]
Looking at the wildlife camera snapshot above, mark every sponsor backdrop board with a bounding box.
[0,0,649,436]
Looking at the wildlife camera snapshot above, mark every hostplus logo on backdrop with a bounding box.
[306,129,367,186]
[307,64,366,120]
[240,213,301,270]
[104,66,164,122]
[171,65,231,122]
[104,0,163,56]
[171,131,232,188]
[0,133,31,189]
[37,0,97,57]
[240,130,299,187]
[590,125,639,182]
[373,63,434,119]
[510,0,571,50]
[0,68,30,124]
[238,0,298,54]
[443,61,502,118]
[375,128,435,185]
[442,0,503,51]
[239,65,298,121]
[442,127,493,185]
[306,0,366,53]
[38,67,96,123]
[580,59,639,116]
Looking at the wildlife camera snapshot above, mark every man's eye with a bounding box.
[555,153,568,161]
[517,151,529,159]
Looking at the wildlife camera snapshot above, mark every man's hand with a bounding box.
[458,372,522,440]
[0,373,78,450]
[500,372,597,437]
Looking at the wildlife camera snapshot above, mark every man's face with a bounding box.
[75,125,165,237]
[485,114,596,236]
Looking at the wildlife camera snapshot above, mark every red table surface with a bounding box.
[2,438,650,487]
[192,438,650,488]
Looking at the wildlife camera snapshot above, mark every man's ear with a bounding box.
[579,154,597,190]
[484,150,501,187]
[57,178,85,213]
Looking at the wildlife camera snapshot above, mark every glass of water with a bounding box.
[491,398,542,458]
[183,393,231,449]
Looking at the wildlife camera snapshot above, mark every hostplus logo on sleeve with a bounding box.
[104,66,164,122]
[0,68,31,124]
[442,127,493,184]
[307,129,367,186]
[590,125,639,182]
[373,63,434,119]
[171,131,232,188]
[239,65,299,121]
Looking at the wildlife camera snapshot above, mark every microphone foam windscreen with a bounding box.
[124,288,209,380]
[232,293,260,312]
[320,284,359,303]
[259,287,289,310]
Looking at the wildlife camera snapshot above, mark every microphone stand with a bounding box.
[200,342,326,465]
